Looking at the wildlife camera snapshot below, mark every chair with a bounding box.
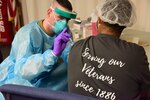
[0,84,98,100]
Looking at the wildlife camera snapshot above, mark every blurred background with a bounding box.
[0,0,150,68]
[20,0,150,32]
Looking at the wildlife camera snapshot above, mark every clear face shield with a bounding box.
[47,7,77,35]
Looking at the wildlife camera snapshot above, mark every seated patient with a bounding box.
[68,0,150,100]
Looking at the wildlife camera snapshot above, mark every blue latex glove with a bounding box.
[52,28,71,56]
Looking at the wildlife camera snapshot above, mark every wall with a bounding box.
[19,0,150,32]
[19,0,52,24]
[70,0,99,20]
[131,0,150,32]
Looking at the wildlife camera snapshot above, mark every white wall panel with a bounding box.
[20,0,150,32]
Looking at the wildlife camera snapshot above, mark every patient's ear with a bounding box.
[97,17,104,33]
[98,17,103,25]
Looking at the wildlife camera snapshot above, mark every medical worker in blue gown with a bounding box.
[0,0,77,99]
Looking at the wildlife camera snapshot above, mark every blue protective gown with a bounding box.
[0,21,72,92]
